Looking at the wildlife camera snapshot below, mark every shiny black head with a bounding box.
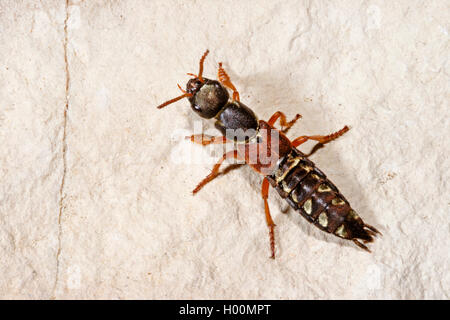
[156,49,230,116]
[187,78,229,119]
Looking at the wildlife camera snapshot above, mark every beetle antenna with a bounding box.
[156,93,191,109]
[197,49,209,82]
[185,50,210,83]
[156,84,192,109]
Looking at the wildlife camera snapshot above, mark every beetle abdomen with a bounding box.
[267,148,379,247]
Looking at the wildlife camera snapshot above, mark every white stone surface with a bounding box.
[0,0,449,299]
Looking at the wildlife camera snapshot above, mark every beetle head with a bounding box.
[186,77,204,95]
[156,50,212,111]
[187,78,229,119]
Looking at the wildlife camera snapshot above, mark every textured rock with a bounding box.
[0,0,448,299]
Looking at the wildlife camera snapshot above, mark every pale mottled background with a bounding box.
[0,0,449,299]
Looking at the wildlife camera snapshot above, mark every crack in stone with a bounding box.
[53,0,70,298]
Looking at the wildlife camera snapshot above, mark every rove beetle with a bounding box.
[157,50,380,259]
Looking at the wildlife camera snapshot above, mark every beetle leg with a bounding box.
[193,150,240,194]
[268,111,302,133]
[217,63,240,101]
[186,134,229,146]
[291,126,350,148]
[303,142,325,157]
[262,177,276,259]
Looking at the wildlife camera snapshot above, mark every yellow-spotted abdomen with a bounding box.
[267,148,380,251]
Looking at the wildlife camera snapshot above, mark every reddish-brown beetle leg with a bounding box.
[186,134,229,146]
[193,150,240,194]
[268,111,302,133]
[218,63,240,102]
[291,126,350,148]
[262,177,276,259]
